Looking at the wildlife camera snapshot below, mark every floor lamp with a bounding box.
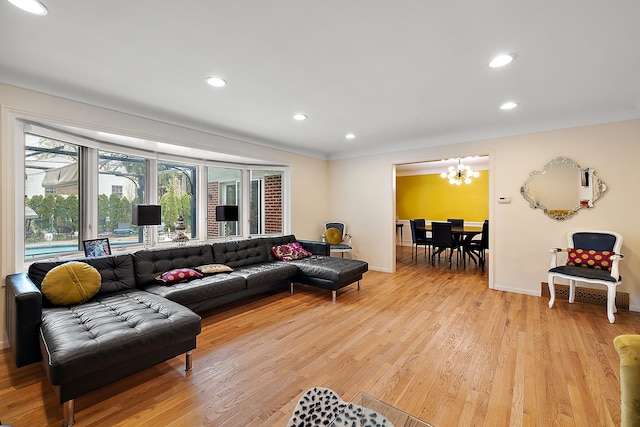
[216,205,238,239]
[132,204,162,249]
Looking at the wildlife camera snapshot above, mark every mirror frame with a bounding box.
[520,157,607,221]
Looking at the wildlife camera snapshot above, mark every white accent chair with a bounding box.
[548,231,624,323]
[322,221,353,258]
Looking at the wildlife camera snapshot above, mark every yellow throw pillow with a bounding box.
[325,227,343,245]
[41,261,102,306]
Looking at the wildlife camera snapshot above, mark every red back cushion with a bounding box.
[566,248,614,271]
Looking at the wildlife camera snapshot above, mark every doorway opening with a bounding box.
[394,155,490,278]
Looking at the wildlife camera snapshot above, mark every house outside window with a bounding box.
[24,133,79,259]
[111,185,123,197]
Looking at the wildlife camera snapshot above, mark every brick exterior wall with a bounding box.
[206,174,282,237]
[264,174,282,234]
[207,181,220,238]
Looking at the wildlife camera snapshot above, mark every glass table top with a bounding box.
[328,392,434,427]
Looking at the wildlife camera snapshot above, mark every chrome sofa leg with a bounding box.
[186,351,193,371]
[63,399,75,427]
[332,290,337,303]
[290,282,294,294]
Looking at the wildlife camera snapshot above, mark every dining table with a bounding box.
[416,223,483,266]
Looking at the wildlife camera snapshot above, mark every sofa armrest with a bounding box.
[298,240,330,256]
[5,273,43,367]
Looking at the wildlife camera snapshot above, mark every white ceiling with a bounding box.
[2,1,640,160]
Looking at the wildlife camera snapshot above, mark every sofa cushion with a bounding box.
[155,268,203,284]
[133,245,215,287]
[142,274,247,306]
[212,239,270,268]
[28,254,138,298]
[271,242,312,261]
[229,262,299,289]
[41,262,101,306]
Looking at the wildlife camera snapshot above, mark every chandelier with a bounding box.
[441,158,480,185]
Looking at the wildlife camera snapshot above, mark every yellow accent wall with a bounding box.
[396,171,489,221]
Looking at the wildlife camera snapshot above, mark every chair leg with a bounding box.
[568,280,576,304]
[548,275,556,308]
[607,285,617,323]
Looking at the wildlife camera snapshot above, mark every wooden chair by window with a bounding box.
[548,230,624,323]
[409,219,431,261]
[322,221,353,258]
[431,221,456,268]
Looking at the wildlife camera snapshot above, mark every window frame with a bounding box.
[15,120,290,270]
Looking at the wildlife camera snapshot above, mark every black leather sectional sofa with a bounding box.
[4,234,368,426]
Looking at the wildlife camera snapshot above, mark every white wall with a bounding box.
[2,82,639,352]
[0,84,329,349]
[329,119,640,311]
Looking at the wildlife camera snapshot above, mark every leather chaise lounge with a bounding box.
[5,235,368,426]
[6,254,202,427]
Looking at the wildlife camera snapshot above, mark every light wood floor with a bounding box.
[1,246,639,426]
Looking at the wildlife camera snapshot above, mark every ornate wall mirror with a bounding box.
[520,157,607,220]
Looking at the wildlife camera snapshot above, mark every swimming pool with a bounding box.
[25,244,81,259]
[25,242,129,259]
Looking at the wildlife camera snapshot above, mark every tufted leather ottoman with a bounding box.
[39,289,201,426]
[288,256,369,302]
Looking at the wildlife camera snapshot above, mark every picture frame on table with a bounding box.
[83,238,111,257]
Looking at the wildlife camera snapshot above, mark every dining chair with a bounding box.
[447,218,465,255]
[464,220,488,271]
[409,219,431,261]
[548,230,623,323]
[431,221,455,268]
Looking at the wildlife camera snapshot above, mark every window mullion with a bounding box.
[80,147,99,240]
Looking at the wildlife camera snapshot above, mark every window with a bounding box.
[19,122,289,263]
[24,133,79,259]
[207,167,241,238]
[111,185,123,197]
[158,161,197,239]
[250,170,283,235]
[99,150,147,246]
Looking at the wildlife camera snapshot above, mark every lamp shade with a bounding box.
[132,205,162,226]
[216,205,238,222]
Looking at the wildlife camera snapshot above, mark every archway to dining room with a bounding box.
[393,155,490,282]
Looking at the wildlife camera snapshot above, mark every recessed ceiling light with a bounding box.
[7,0,48,15]
[500,101,518,110]
[345,133,356,140]
[205,76,227,87]
[293,114,307,121]
[489,54,514,68]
